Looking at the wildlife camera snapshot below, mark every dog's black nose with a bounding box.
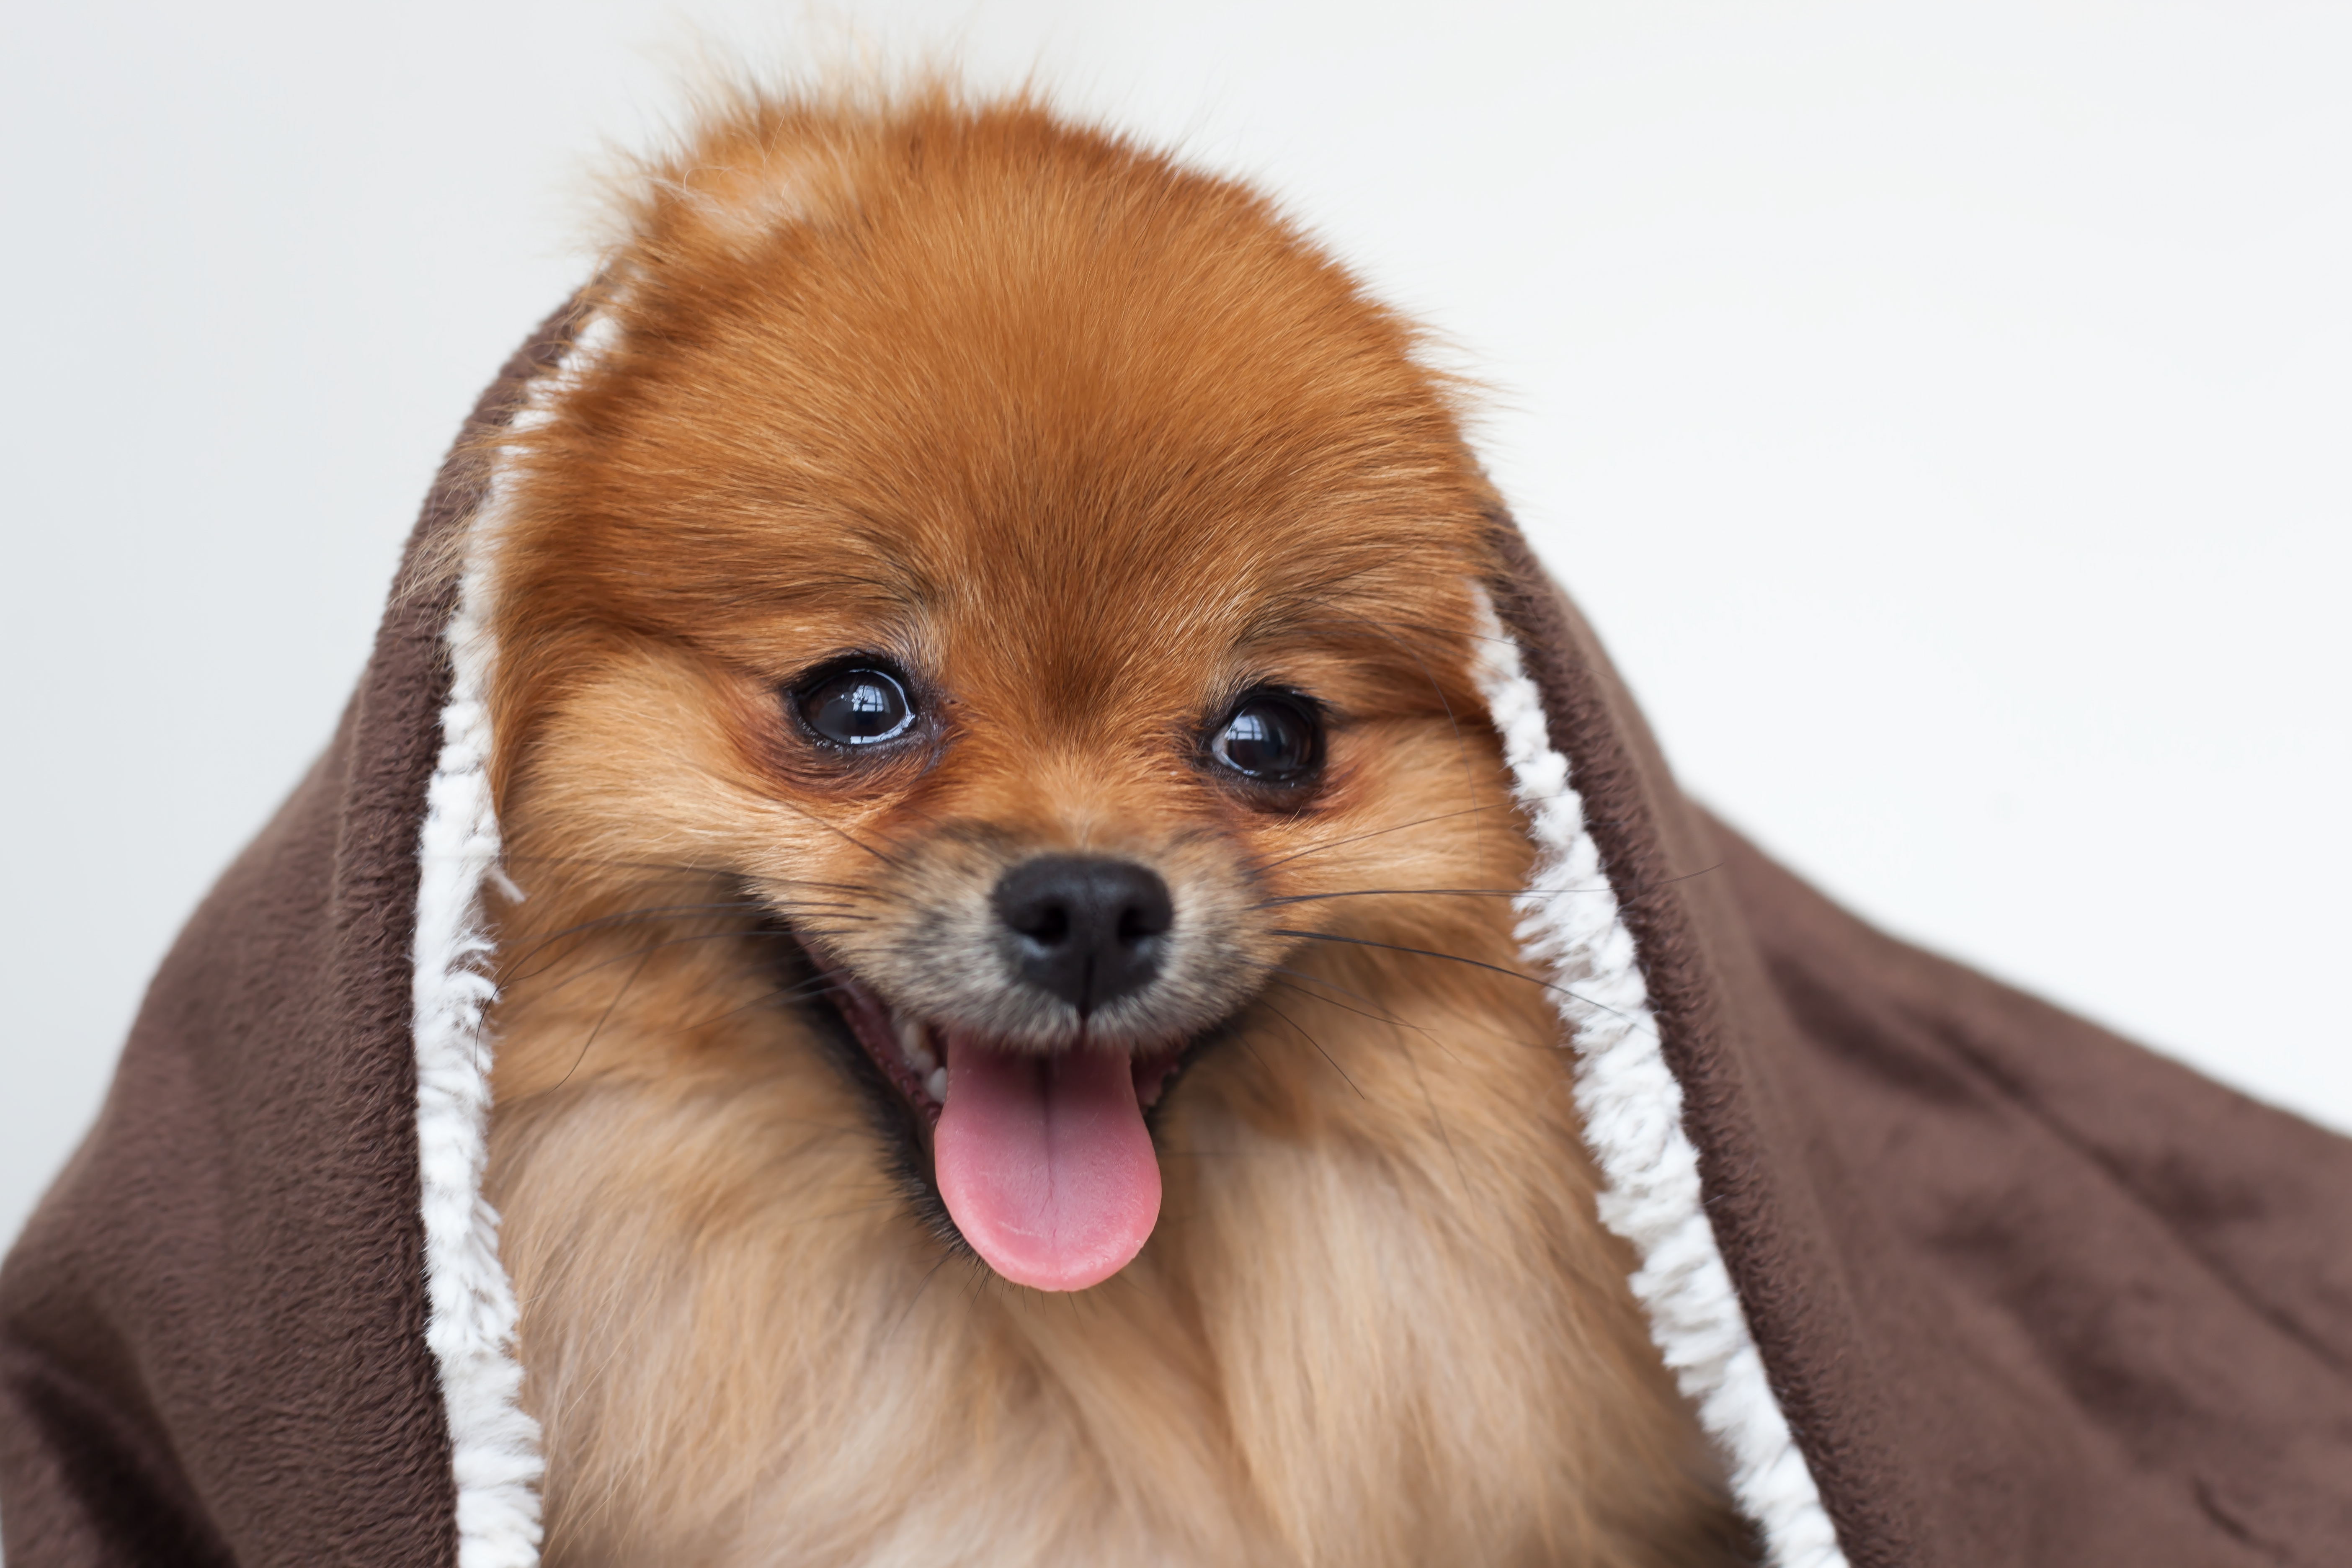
[992,856,1173,1015]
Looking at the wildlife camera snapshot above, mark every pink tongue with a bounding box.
[933,1032,1162,1292]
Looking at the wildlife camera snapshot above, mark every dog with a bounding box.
[475,80,1751,1566]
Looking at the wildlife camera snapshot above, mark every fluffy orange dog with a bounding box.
[479,83,1747,1565]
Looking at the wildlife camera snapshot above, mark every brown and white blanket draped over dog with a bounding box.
[4,305,2349,1568]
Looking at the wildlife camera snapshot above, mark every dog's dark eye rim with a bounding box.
[1203,686,1325,785]
[789,657,922,750]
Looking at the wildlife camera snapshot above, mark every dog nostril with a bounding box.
[1013,904,1071,945]
[991,856,1174,1015]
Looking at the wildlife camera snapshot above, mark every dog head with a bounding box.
[482,88,1515,1290]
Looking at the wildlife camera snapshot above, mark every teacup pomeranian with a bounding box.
[478,79,1751,1566]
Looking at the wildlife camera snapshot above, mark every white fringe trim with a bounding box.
[411,309,616,1568]
[1469,593,1849,1568]
[413,571,541,1568]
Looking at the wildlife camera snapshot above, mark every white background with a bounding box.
[3,0,2346,1251]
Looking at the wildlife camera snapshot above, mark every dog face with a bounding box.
[485,93,1509,1290]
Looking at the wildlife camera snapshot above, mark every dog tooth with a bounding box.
[926,1066,949,1104]
[895,1016,928,1070]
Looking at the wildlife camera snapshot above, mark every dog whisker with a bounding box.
[497,851,741,881]
[1239,957,1431,1029]
[1251,885,1615,908]
[1263,978,1449,1058]
[551,946,660,1092]
[498,851,877,901]
[1244,802,1511,875]
[1251,995,1366,1100]
[1267,927,1648,1029]
[676,972,856,1035]
[494,900,787,971]
[498,903,875,988]
[503,926,808,994]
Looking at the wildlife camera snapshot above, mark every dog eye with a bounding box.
[1207,692,1321,784]
[796,664,917,748]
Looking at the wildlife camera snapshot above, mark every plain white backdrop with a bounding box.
[3,0,2345,1252]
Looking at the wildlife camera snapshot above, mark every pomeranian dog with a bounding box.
[476,81,1751,1566]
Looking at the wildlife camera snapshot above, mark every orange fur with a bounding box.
[480,82,1747,1565]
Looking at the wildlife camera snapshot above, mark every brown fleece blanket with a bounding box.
[4,309,2347,1567]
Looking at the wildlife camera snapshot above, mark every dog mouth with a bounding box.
[809,952,1189,1292]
